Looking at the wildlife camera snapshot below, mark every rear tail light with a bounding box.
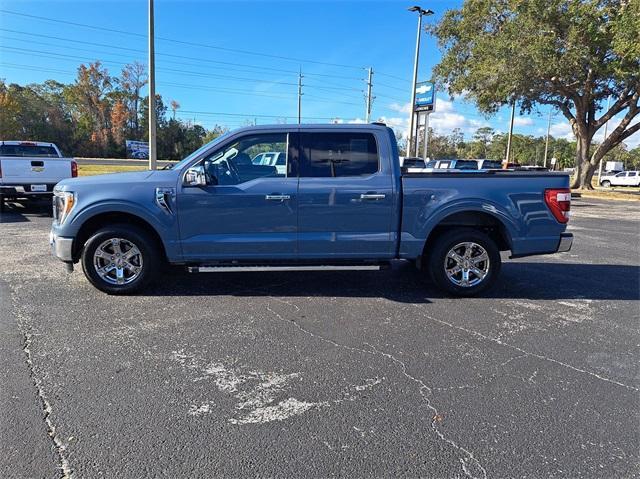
[71,160,78,177]
[544,188,571,223]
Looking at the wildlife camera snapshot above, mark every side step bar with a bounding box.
[187,265,382,273]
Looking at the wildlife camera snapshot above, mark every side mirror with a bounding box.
[184,165,208,186]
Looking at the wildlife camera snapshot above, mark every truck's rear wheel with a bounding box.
[427,228,501,297]
[81,224,158,294]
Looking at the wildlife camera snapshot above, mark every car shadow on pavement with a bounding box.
[0,200,51,223]
[145,261,639,302]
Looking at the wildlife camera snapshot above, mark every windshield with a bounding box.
[170,132,232,170]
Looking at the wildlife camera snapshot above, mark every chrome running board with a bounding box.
[187,265,382,273]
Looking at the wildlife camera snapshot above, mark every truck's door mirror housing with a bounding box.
[184,165,208,186]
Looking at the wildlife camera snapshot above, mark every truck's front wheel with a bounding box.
[81,224,159,294]
[427,228,501,297]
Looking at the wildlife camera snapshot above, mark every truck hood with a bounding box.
[55,170,170,190]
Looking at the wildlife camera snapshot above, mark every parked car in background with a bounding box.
[252,151,287,175]
[517,165,549,171]
[50,123,573,297]
[0,141,77,211]
[600,170,640,187]
[400,157,426,169]
[425,159,479,170]
[475,159,503,169]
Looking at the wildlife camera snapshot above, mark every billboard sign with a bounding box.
[415,81,435,112]
[126,140,149,159]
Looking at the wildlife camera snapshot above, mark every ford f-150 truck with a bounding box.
[49,124,572,296]
[0,141,77,210]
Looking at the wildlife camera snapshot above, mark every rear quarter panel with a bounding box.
[400,172,571,258]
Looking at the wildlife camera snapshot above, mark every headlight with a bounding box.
[53,190,76,224]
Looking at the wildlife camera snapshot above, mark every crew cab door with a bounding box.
[297,130,396,259]
[176,132,298,261]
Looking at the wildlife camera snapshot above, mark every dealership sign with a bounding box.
[415,81,435,112]
[126,140,149,159]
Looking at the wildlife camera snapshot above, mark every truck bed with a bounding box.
[399,170,571,259]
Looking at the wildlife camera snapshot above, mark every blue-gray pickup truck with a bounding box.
[50,124,573,296]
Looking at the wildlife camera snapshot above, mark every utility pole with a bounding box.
[597,96,611,185]
[297,69,303,124]
[407,6,434,157]
[504,100,516,169]
[147,0,157,170]
[543,108,552,168]
[365,67,374,123]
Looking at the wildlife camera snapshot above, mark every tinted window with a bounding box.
[0,144,58,157]
[482,161,502,169]
[628,172,637,177]
[454,160,478,170]
[299,132,378,177]
[615,172,625,177]
[201,133,288,185]
[425,160,437,168]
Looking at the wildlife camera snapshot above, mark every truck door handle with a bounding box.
[360,193,386,200]
[265,194,290,201]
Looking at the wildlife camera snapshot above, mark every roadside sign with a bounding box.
[415,81,435,112]
[126,140,149,159]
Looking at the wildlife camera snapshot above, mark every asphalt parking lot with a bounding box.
[1,198,638,478]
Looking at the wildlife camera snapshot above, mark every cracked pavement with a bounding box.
[1,198,638,478]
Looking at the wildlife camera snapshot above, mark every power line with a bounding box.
[0,45,300,86]
[0,28,358,81]
[376,71,411,84]
[0,9,366,71]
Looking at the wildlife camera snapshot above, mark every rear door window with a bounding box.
[299,132,379,178]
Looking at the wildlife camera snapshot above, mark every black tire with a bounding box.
[426,227,501,297]
[81,224,160,294]
[601,180,611,188]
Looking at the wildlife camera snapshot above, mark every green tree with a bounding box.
[429,0,640,189]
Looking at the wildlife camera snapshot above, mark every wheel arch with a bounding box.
[420,210,512,262]
[72,211,168,262]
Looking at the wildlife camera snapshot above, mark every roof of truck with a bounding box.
[1,140,57,147]
[229,123,391,134]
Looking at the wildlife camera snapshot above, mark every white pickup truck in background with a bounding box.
[0,141,77,211]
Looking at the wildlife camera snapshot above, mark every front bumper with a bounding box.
[1,184,56,196]
[49,231,74,262]
[556,233,573,253]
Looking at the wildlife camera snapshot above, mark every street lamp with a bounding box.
[407,6,434,157]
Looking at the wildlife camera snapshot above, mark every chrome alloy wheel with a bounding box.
[444,241,490,288]
[93,238,143,285]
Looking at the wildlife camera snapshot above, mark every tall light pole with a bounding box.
[148,0,157,170]
[543,108,552,168]
[407,6,434,157]
[504,100,516,168]
[597,96,611,185]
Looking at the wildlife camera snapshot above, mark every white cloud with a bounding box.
[550,122,574,140]
[389,102,412,114]
[514,117,534,126]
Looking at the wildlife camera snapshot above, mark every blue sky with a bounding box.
[1,0,637,147]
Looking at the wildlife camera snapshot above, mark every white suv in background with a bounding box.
[600,171,640,187]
